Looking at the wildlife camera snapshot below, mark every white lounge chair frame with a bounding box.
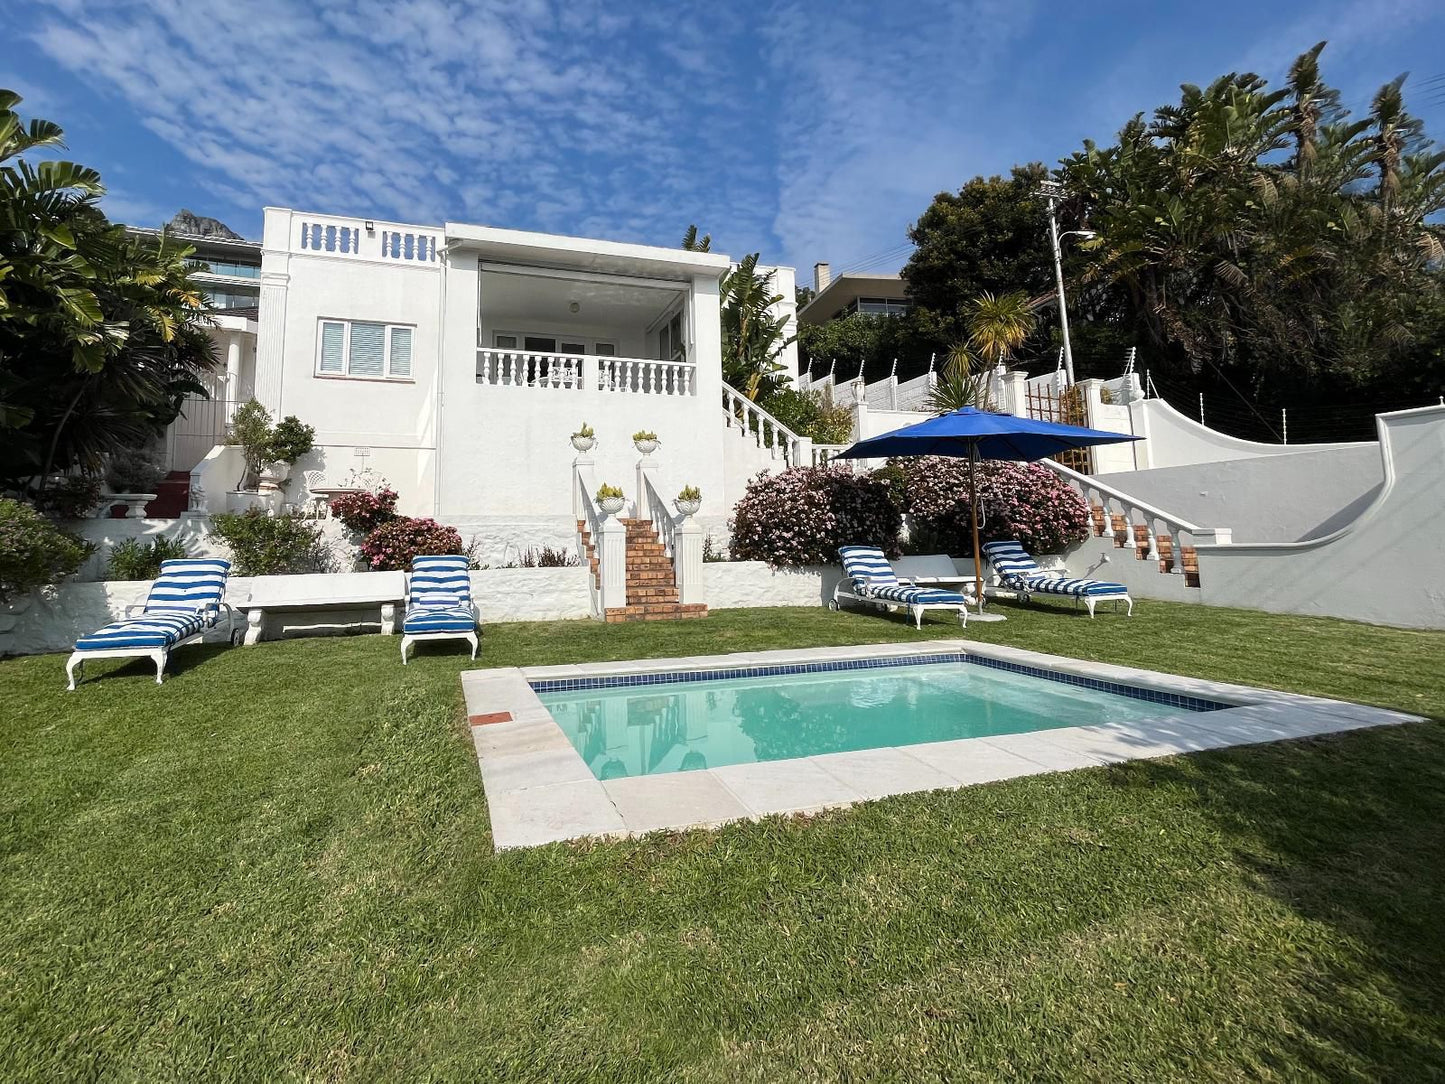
[65,603,239,690]
[400,620,480,664]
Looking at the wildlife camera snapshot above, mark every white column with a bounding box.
[252,208,294,414]
[599,517,627,611]
[635,454,658,519]
[438,249,482,518]
[224,333,243,417]
[673,518,704,605]
[1000,370,1028,416]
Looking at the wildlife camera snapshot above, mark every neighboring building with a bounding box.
[131,214,262,473]
[796,261,910,326]
[179,206,801,553]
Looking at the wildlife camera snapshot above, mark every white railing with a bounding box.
[477,349,695,396]
[574,467,604,615]
[641,470,677,559]
[721,384,808,465]
[291,213,441,267]
[1042,459,1231,580]
[812,444,851,467]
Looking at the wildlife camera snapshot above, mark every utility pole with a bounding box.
[1039,179,1079,387]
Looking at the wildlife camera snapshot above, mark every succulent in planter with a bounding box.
[632,429,660,455]
[674,484,702,519]
[570,421,596,452]
[595,482,626,517]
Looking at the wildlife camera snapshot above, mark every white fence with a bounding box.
[477,349,695,396]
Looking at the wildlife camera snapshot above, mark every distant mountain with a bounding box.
[167,209,244,240]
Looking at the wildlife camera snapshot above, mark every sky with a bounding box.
[6,0,1445,275]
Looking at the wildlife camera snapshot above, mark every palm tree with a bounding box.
[926,344,990,414]
[719,253,792,400]
[966,291,1037,369]
[1370,76,1420,213]
[681,224,711,252]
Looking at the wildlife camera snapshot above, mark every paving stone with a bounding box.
[603,772,751,834]
[487,779,626,850]
[809,748,957,800]
[712,759,862,817]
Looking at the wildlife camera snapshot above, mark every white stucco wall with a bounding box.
[1193,405,1445,629]
[1094,444,1384,543]
[1131,397,1371,470]
[256,208,440,517]
[1,567,593,657]
[702,562,839,608]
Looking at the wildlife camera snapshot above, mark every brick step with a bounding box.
[628,591,679,603]
[604,606,708,623]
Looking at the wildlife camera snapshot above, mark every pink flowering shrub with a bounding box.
[360,516,464,571]
[330,487,399,533]
[897,456,1089,555]
[729,466,902,566]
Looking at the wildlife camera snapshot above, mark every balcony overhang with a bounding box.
[445,223,730,283]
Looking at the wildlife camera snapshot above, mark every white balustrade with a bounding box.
[292,213,440,267]
[811,444,852,467]
[640,468,704,606]
[1042,459,1231,582]
[721,385,807,466]
[477,349,694,396]
[573,464,625,615]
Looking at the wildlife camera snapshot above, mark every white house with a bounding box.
[185,208,803,559]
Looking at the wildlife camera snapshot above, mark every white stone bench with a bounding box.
[237,571,407,645]
[891,554,976,589]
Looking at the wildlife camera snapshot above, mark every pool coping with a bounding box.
[459,640,1425,851]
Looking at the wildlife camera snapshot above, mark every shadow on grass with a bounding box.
[1105,721,1445,1077]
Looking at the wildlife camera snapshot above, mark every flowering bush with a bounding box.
[0,499,93,601]
[729,466,902,566]
[361,516,464,571]
[330,487,399,533]
[895,456,1090,555]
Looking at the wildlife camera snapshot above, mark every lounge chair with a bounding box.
[981,540,1133,617]
[831,546,974,629]
[66,558,236,689]
[400,555,479,663]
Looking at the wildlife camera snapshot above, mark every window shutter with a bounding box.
[319,322,345,373]
[349,322,385,376]
[389,327,413,377]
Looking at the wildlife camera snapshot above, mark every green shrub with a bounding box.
[268,415,315,464]
[105,537,190,581]
[0,499,93,601]
[359,517,464,572]
[30,475,102,520]
[759,387,853,444]
[104,446,166,493]
[210,510,333,576]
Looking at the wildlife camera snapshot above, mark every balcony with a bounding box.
[476,349,694,396]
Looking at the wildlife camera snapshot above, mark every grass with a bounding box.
[2,601,1444,1081]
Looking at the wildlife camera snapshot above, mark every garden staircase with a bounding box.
[1088,503,1201,587]
[574,517,707,622]
[144,471,192,519]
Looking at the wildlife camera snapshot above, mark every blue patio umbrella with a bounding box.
[835,406,1141,607]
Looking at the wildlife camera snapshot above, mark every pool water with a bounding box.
[535,659,1216,780]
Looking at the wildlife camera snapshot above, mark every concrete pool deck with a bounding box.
[459,640,1424,850]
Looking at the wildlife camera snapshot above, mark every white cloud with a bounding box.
[25,0,778,253]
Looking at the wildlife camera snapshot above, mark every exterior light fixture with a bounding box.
[569,301,580,314]
[364,220,375,232]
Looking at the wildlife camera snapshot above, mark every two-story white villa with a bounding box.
[184,208,803,557]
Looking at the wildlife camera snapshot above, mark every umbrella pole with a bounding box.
[969,446,984,612]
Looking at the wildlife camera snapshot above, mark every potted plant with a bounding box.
[595,483,626,517]
[674,485,702,518]
[226,400,315,510]
[261,415,316,491]
[570,422,596,453]
[632,430,660,455]
[102,446,166,519]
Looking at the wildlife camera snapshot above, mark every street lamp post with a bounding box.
[1038,179,1093,387]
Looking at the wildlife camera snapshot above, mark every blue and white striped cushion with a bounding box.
[980,541,1042,586]
[403,605,476,633]
[838,546,899,591]
[409,555,471,609]
[75,611,206,650]
[1014,574,1127,598]
[982,540,1126,597]
[143,558,231,616]
[866,584,971,606]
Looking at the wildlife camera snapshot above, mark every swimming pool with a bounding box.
[534,654,1229,780]
[462,640,1413,849]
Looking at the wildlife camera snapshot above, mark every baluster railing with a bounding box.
[721,384,806,466]
[1040,458,1231,586]
[476,349,694,395]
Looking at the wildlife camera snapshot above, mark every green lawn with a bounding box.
[3,602,1444,1081]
